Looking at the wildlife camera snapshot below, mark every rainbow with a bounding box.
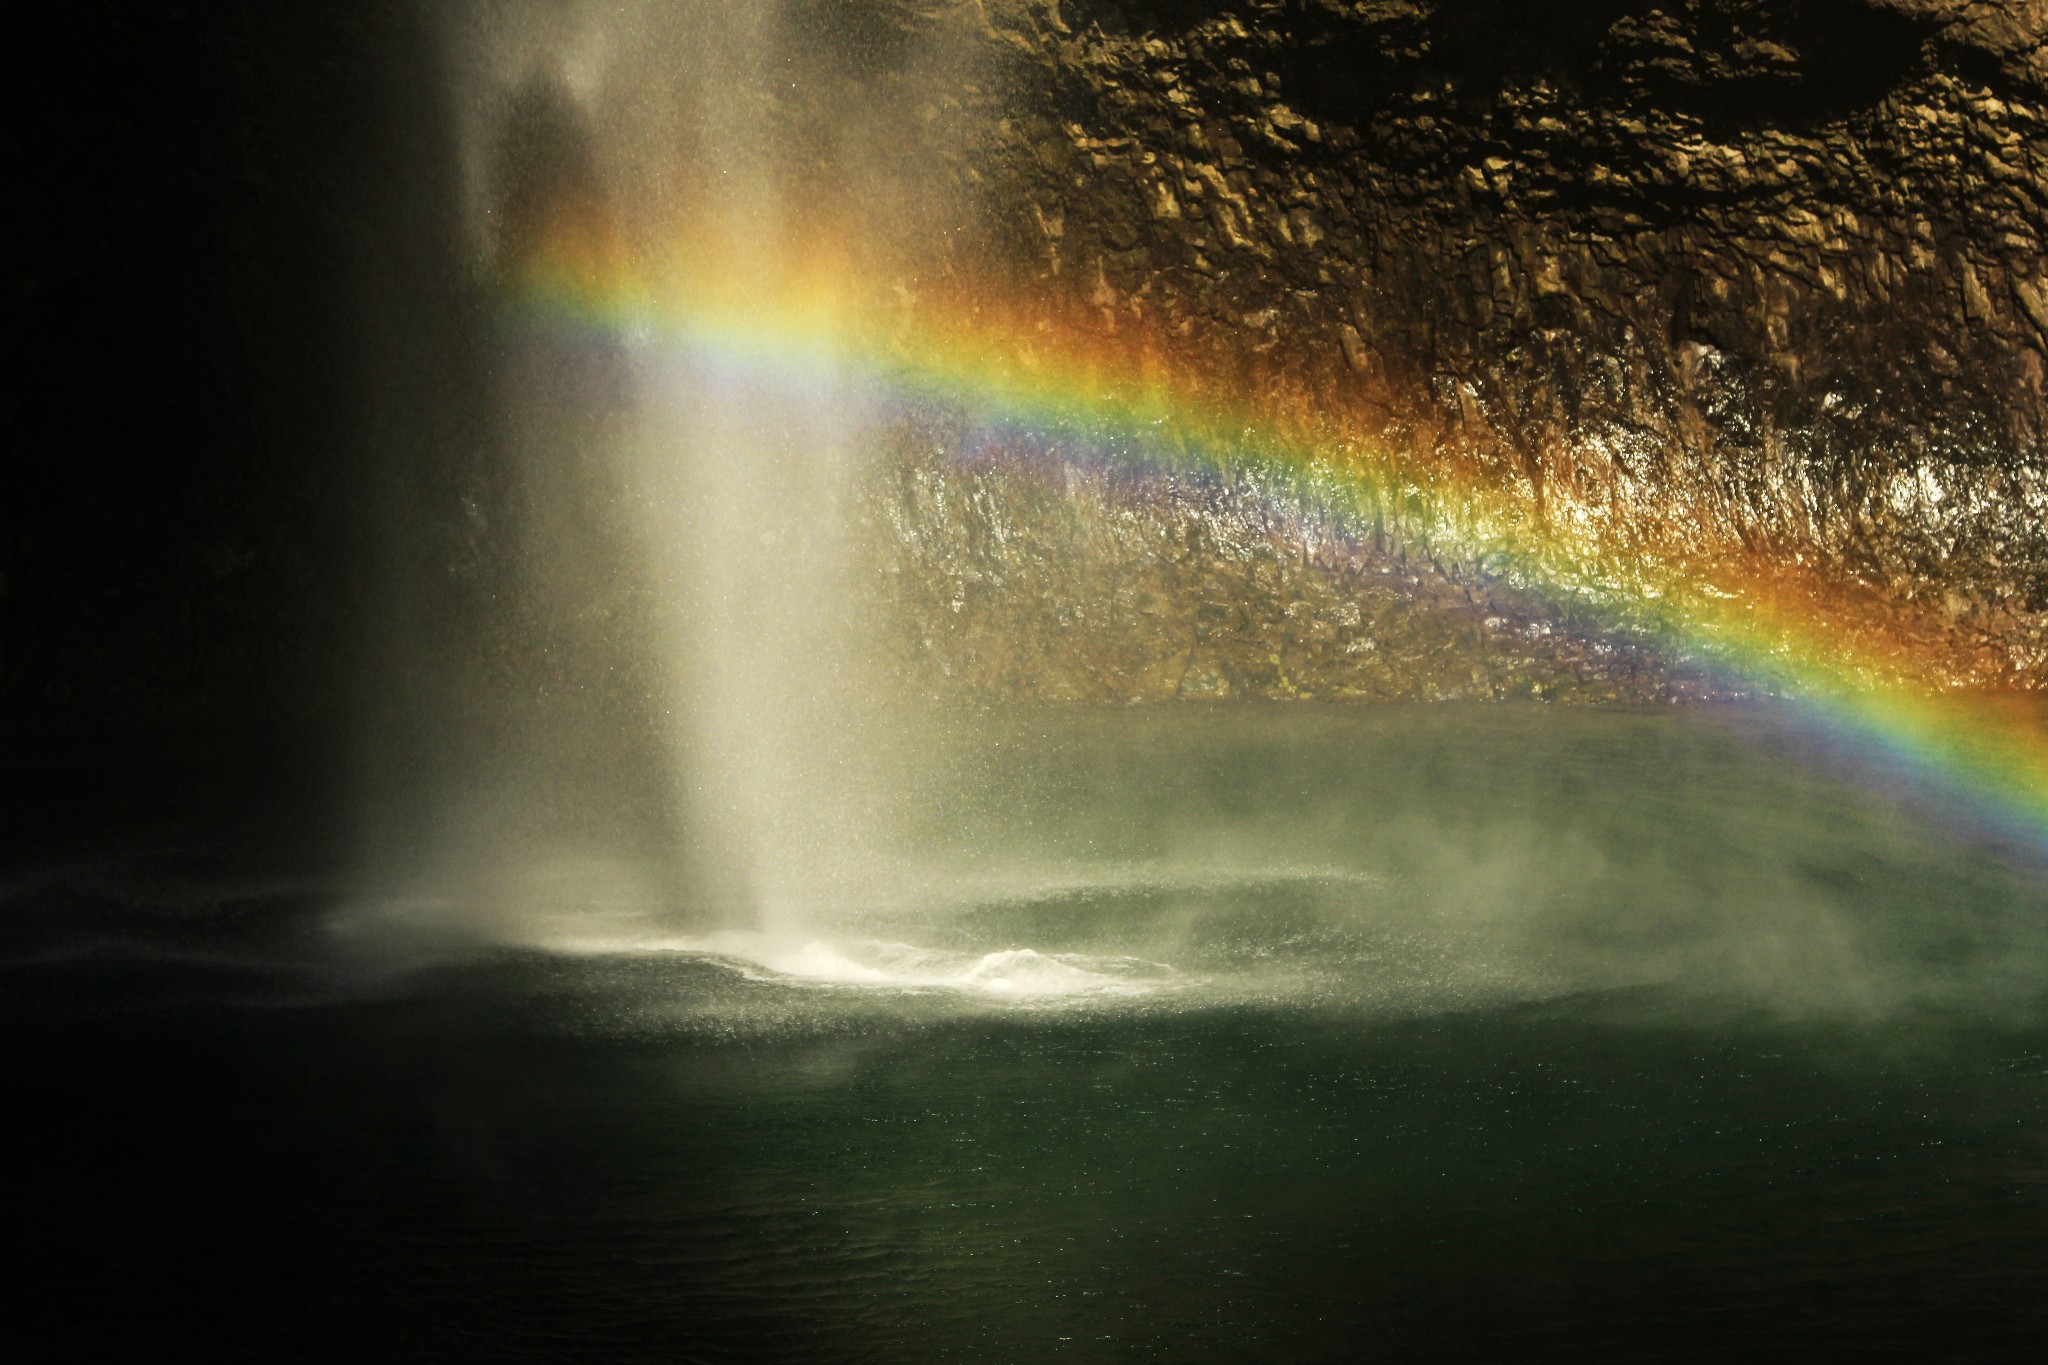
[505,227,2048,852]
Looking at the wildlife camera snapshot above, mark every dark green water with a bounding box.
[9,706,2048,1360]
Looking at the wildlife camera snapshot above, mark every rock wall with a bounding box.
[858,414,1720,701]
[838,0,2048,698]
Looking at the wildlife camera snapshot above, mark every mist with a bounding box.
[13,4,2048,1358]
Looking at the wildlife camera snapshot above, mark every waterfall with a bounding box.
[351,1,942,946]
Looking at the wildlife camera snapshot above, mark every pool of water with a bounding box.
[9,704,2048,1360]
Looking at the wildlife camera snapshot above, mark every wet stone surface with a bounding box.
[858,412,1724,702]
[809,0,2048,691]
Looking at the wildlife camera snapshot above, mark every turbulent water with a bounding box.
[11,706,2048,1359]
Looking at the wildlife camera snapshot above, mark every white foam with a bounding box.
[953,947,1113,995]
[548,927,1177,1002]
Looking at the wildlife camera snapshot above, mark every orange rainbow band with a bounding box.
[505,228,2048,848]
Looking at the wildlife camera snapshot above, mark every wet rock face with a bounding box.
[848,0,2048,697]
[858,416,1719,702]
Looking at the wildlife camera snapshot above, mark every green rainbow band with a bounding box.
[507,252,2048,848]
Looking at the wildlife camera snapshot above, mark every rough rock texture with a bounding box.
[836,0,2048,699]
[859,414,1719,700]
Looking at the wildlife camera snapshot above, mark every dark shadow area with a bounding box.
[1261,0,1938,135]
[6,943,2045,1362]
[1062,0,1942,139]
[3,3,414,860]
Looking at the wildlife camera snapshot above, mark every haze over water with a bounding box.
[14,703,2048,1359]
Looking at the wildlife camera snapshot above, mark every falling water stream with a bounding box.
[349,0,933,950]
